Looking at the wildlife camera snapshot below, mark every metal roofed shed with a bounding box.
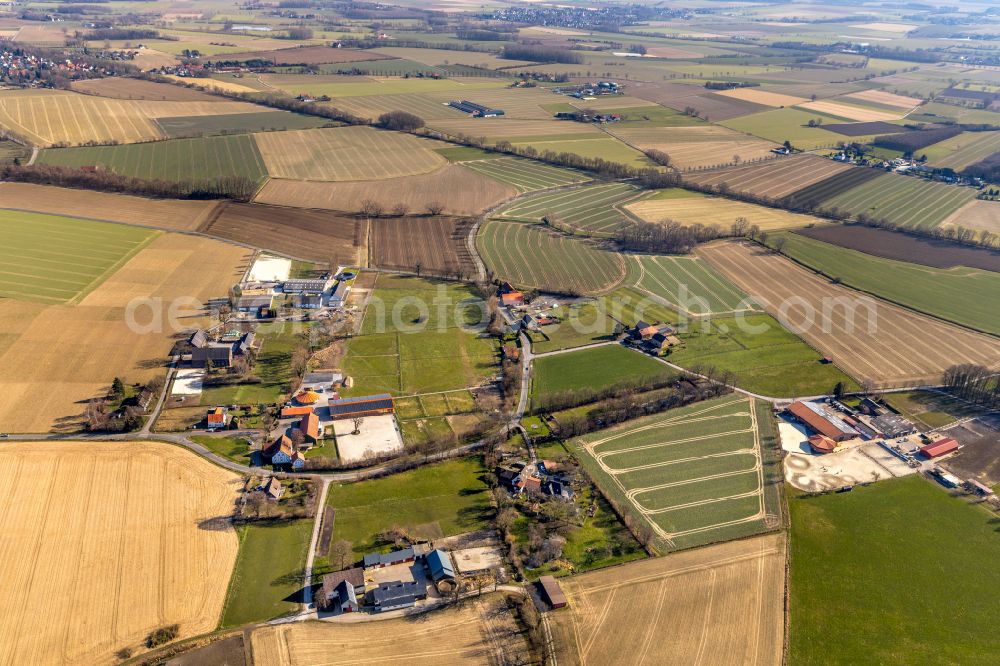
[919,438,959,459]
[538,575,567,609]
[328,393,394,420]
[369,580,427,611]
[788,401,858,442]
[425,549,456,582]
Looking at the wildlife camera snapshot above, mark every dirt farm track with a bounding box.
[550,533,785,666]
[699,241,1000,386]
[0,442,241,666]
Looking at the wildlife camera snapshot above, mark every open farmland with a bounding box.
[256,74,506,98]
[714,87,808,107]
[699,241,1000,386]
[477,220,626,294]
[251,595,528,665]
[0,183,222,232]
[532,344,678,409]
[71,77,223,101]
[720,108,853,150]
[626,80,770,121]
[773,231,1000,336]
[789,478,1000,665]
[223,45,394,65]
[606,125,778,169]
[821,173,978,228]
[0,441,239,666]
[429,118,603,141]
[684,153,853,200]
[628,253,756,316]
[253,126,445,180]
[0,89,163,146]
[943,199,1000,234]
[844,89,923,109]
[156,111,329,139]
[822,121,911,137]
[255,164,515,216]
[38,134,268,183]
[512,136,653,169]
[627,192,821,231]
[0,233,250,432]
[370,216,475,277]
[779,167,886,209]
[200,202,364,265]
[324,92,467,122]
[574,395,781,550]
[551,533,784,666]
[922,130,1000,170]
[496,182,641,235]
[460,156,590,192]
[0,210,157,303]
[797,99,905,122]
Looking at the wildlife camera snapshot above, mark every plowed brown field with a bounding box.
[255,165,516,216]
[0,441,240,666]
[551,534,785,666]
[0,183,222,232]
[200,202,365,265]
[699,240,1000,386]
[370,216,475,277]
[0,234,251,431]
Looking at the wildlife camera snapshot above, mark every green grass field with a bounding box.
[920,129,1000,170]
[774,232,1000,336]
[461,156,591,192]
[477,220,626,294]
[220,519,313,627]
[822,172,977,229]
[189,435,254,466]
[342,275,499,396]
[721,107,858,149]
[789,477,1000,664]
[628,253,756,316]
[531,344,677,408]
[0,210,157,303]
[38,134,268,183]
[0,139,29,164]
[512,136,654,169]
[496,182,641,236]
[572,395,782,551]
[325,457,493,560]
[668,313,859,397]
[157,111,331,138]
[201,323,312,406]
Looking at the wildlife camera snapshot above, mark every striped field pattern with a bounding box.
[628,253,755,316]
[496,182,642,235]
[0,210,157,303]
[477,220,625,293]
[461,157,590,192]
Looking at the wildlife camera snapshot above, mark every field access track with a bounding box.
[699,241,1000,386]
[575,396,776,550]
[495,182,640,235]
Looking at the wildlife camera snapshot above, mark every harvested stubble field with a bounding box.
[699,241,1000,386]
[0,183,221,232]
[477,220,626,294]
[0,234,251,431]
[71,77,223,101]
[720,108,854,150]
[797,100,905,122]
[714,87,808,107]
[550,533,785,666]
[496,182,641,235]
[626,80,770,121]
[250,595,529,665]
[943,199,1000,234]
[607,125,777,169]
[253,126,446,181]
[460,156,590,192]
[627,253,755,316]
[821,172,978,229]
[0,441,240,666]
[574,395,780,549]
[38,134,269,184]
[327,92,466,121]
[0,210,157,303]
[844,89,923,109]
[0,89,163,146]
[200,202,365,265]
[370,216,475,277]
[430,117,603,140]
[684,153,853,200]
[255,164,515,216]
[627,193,821,232]
[512,136,653,169]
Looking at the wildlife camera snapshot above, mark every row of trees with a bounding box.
[617,219,727,254]
[942,364,1000,408]
[1,164,259,201]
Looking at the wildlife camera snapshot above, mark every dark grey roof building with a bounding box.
[369,580,427,611]
[363,546,416,569]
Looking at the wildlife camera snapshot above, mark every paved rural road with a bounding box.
[301,477,332,614]
[141,355,178,435]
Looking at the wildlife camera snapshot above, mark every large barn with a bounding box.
[788,401,858,442]
[328,394,395,420]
